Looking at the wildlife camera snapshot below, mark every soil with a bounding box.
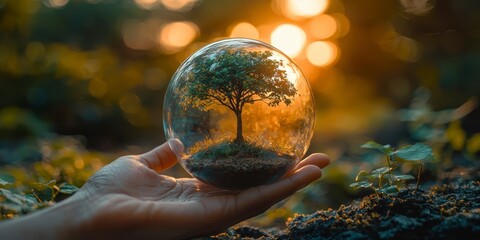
[185,140,295,189]
[197,167,480,239]
[186,156,293,189]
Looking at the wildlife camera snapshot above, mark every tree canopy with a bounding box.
[178,49,297,142]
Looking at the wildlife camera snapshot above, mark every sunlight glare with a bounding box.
[306,41,339,67]
[270,24,306,58]
[229,22,260,39]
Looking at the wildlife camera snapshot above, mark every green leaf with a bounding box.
[0,178,11,186]
[361,141,393,154]
[45,180,57,187]
[355,170,370,182]
[349,181,373,189]
[393,143,435,162]
[392,175,415,181]
[371,167,391,175]
[1,202,23,212]
[0,189,38,205]
[59,183,79,194]
[379,185,398,194]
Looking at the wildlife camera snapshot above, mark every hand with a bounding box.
[0,142,329,240]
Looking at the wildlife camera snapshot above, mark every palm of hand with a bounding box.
[70,143,328,239]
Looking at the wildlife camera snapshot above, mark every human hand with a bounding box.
[1,142,329,240]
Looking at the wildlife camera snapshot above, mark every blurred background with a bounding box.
[1,0,479,225]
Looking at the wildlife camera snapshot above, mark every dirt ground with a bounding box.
[199,167,480,239]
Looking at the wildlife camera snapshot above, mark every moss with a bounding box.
[190,141,279,160]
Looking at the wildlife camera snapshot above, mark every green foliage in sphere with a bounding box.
[177,49,297,143]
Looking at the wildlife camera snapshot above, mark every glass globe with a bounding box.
[163,38,315,189]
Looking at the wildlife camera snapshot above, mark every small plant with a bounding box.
[0,178,78,220]
[0,136,110,220]
[350,141,435,195]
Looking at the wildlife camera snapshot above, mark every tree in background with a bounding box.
[178,49,297,143]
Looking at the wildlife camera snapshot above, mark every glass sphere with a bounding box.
[163,38,315,189]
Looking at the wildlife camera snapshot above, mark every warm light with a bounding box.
[306,41,339,67]
[229,22,260,39]
[309,14,337,39]
[122,19,155,50]
[158,21,199,53]
[331,13,350,37]
[119,94,141,114]
[375,23,421,62]
[283,0,329,19]
[399,0,434,16]
[45,0,69,8]
[161,0,197,12]
[74,158,85,169]
[270,24,306,58]
[134,0,157,9]
[88,79,108,98]
[395,37,421,62]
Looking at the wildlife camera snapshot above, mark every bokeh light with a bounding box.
[308,14,337,39]
[270,24,306,58]
[88,79,108,98]
[331,13,350,37]
[119,93,141,114]
[134,0,158,9]
[158,21,199,53]
[306,41,339,67]
[3,0,480,229]
[43,0,69,8]
[399,0,434,16]
[229,22,260,39]
[161,0,197,12]
[276,0,329,19]
[122,19,155,50]
[374,23,421,62]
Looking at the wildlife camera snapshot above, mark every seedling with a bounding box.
[1,177,78,219]
[350,141,435,195]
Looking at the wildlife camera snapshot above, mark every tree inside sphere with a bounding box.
[164,38,315,189]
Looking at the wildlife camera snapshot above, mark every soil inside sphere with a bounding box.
[185,141,295,189]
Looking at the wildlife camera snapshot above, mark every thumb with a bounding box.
[138,142,178,172]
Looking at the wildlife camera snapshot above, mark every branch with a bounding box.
[205,93,235,111]
[241,89,254,99]
[228,97,237,111]
[247,98,272,106]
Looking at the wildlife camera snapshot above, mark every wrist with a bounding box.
[0,195,91,239]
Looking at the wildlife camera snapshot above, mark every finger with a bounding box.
[138,142,177,172]
[293,153,330,172]
[234,165,322,220]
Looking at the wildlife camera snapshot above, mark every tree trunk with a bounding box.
[235,111,244,143]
